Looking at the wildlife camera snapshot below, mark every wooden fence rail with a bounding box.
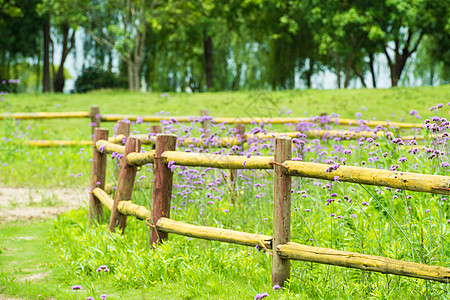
[88,130,450,288]
[1,106,425,129]
[90,190,450,283]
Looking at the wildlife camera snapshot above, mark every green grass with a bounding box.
[2,86,449,140]
[1,87,450,299]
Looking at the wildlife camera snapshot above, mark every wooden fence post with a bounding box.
[89,128,109,223]
[116,120,131,142]
[90,106,101,137]
[272,136,292,287]
[150,134,177,246]
[113,121,130,178]
[109,137,142,233]
[200,109,210,138]
[150,125,162,150]
[229,124,245,205]
[235,123,245,137]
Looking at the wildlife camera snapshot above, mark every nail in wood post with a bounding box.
[90,106,101,137]
[89,128,109,223]
[150,125,162,150]
[272,136,292,287]
[150,134,177,246]
[200,109,210,138]
[109,137,142,233]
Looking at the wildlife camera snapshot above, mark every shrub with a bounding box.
[74,67,127,93]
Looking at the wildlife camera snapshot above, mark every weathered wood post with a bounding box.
[113,120,130,178]
[150,134,177,246]
[200,109,210,138]
[272,136,292,287]
[229,123,245,205]
[150,125,162,150]
[235,123,246,137]
[116,120,131,143]
[90,106,101,137]
[109,137,142,233]
[89,128,109,223]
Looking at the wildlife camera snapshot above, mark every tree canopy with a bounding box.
[2,0,449,92]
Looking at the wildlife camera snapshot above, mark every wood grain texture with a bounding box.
[277,242,450,283]
[108,137,141,233]
[150,134,177,245]
[89,128,109,223]
[156,218,272,247]
[272,136,292,287]
[285,161,450,195]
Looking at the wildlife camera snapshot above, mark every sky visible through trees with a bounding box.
[0,0,449,93]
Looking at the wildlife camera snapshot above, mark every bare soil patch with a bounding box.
[0,187,88,222]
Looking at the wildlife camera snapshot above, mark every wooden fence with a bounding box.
[1,105,425,129]
[88,125,450,287]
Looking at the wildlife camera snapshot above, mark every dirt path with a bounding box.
[0,187,88,222]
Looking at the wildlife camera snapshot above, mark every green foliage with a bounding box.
[74,67,127,93]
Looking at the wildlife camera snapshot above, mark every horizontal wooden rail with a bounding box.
[91,188,450,283]
[92,187,114,211]
[277,242,450,283]
[1,110,425,129]
[26,140,93,147]
[96,114,426,129]
[156,217,272,248]
[163,151,274,169]
[95,140,125,154]
[284,161,450,195]
[92,187,150,220]
[0,111,90,120]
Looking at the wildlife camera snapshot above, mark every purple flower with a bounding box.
[99,144,106,153]
[426,209,430,212]
[273,284,281,290]
[86,297,94,300]
[350,214,357,219]
[441,162,449,167]
[398,157,407,163]
[100,265,108,270]
[72,285,82,290]
[361,201,369,206]
[255,293,269,300]
[101,295,108,299]
[343,149,352,155]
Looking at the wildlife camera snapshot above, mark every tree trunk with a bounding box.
[331,51,341,89]
[203,30,213,90]
[53,23,75,93]
[369,52,377,88]
[305,58,314,89]
[42,18,51,93]
[344,57,352,88]
[385,31,424,87]
[352,66,367,88]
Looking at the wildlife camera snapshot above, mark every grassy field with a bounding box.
[1,86,450,299]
